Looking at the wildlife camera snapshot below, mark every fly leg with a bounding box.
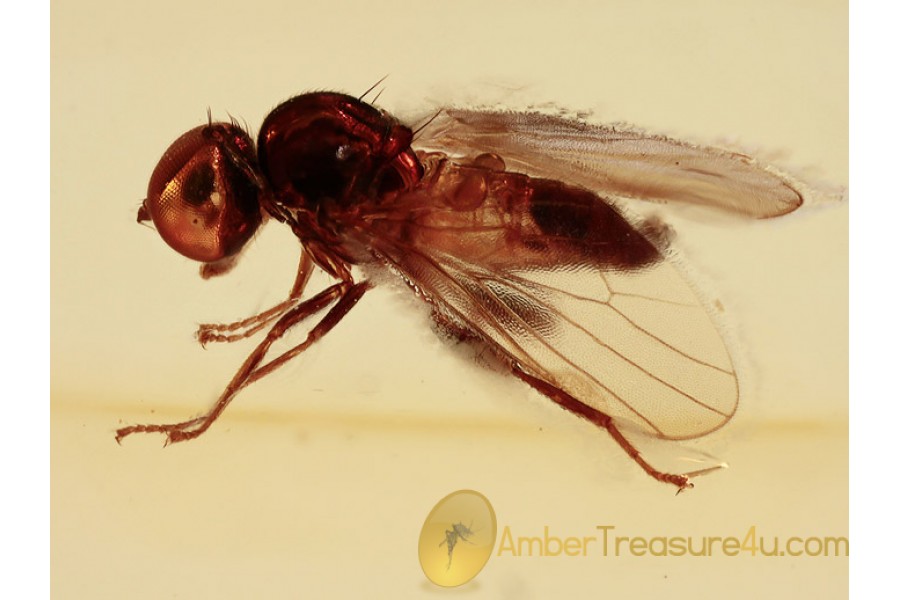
[196,251,315,345]
[512,366,694,493]
[116,279,371,445]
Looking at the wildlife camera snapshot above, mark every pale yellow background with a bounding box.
[52,1,847,598]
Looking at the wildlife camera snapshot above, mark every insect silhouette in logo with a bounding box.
[439,522,476,570]
[116,85,812,491]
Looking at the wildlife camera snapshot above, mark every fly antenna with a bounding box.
[206,107,213,126]
[359,74,389,101]
[136,201,155,229]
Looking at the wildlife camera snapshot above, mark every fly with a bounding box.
[440,522,476,570]
[116,90,809,492]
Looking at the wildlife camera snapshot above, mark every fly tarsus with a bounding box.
[196,251,316,346]
[195,296,302,346]
[115,416,207,445]
[118,280,371,446]
[512,365,697,493]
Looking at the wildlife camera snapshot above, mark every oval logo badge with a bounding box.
[418,490,498,587]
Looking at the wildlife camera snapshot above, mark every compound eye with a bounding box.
[143,124,264,263]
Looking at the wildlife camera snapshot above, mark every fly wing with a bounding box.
[358,160,738,440]
[416,108,803,219]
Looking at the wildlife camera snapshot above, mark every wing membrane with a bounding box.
[364,203,738,440]
[417,109,803,219]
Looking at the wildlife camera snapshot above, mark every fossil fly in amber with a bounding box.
[117,90,808,491]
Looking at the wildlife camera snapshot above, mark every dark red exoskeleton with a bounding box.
[118,90,806,491]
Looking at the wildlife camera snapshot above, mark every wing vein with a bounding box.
[377,241,664,434]
[486,269,732,418]
[503,270,734,375]
[431,251,668,434]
